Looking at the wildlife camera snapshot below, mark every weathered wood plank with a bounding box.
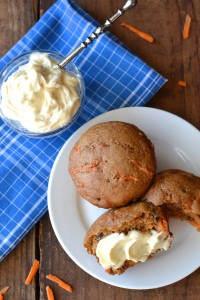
[0,1,37,299]
[0,229,38,300]
[0,0,35,57]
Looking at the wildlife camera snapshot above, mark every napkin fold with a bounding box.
[0,0,166,261]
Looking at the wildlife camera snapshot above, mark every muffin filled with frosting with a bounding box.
[84,202,173,275]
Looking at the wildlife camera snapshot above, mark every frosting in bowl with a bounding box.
[1,52,81,133]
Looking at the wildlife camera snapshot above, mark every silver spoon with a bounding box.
[57,0,137,69]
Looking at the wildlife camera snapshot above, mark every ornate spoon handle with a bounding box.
[58,0,137,68]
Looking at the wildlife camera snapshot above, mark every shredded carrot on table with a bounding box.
[121,22,154,43]
[0,286,9,300]
[25,259,40,285]
[178,80,187,87]
[46,274,73,293]
[0,287,9,295]
[183,14,191,39]
[46,286,55,300]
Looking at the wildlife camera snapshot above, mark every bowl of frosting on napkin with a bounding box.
[0,50,85,138]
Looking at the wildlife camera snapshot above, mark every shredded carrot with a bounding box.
[121,22,154,43]
[0,294,3,300]
[115,173,139,181]
[105,269,109,273]
[0,287,9,295]
[178,80,187,87]
[46,286,54,300]
[183,14,191,39]
[46,274,73,293]
[25,259,40,285]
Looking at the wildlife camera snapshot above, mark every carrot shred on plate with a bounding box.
[183,14,191,39]
[25,259,40,285]
[178,80,187,87]
[0,287,9,295]
[46,286,55,300]
[0,294,3,300]
[46,274,73,293]
[121,22,154,43]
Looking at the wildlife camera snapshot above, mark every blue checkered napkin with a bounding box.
[0,0,166,261]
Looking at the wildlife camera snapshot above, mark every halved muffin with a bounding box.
[84,202,173,275]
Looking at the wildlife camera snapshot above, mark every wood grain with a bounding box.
[0,0,35,57]
[0,229,38,299]
[0,2,38,299]
[0,0,200,299]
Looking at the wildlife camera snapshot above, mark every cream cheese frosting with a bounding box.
[96,230,171,270]
[0,52,81,133]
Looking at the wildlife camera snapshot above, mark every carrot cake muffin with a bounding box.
[142,169,200,228]
[68,121,156,208]
[84,202,173,275]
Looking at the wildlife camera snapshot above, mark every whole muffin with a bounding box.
[84,202,173,275]
[142,169,200,228]
[68,121,156,208]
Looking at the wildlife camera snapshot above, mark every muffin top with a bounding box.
[68,121,156,208]
[142,169,200,212]
[142,169,200,227]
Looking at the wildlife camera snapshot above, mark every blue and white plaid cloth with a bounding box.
[0,0,166,261]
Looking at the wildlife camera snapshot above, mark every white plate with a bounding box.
[48,107,200,289]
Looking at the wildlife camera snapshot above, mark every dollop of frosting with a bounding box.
[96,230,171,270]
[1,52,81,132]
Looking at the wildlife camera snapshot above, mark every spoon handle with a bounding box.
[58,0,137,68]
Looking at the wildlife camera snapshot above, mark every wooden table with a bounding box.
[1,0,200,299]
